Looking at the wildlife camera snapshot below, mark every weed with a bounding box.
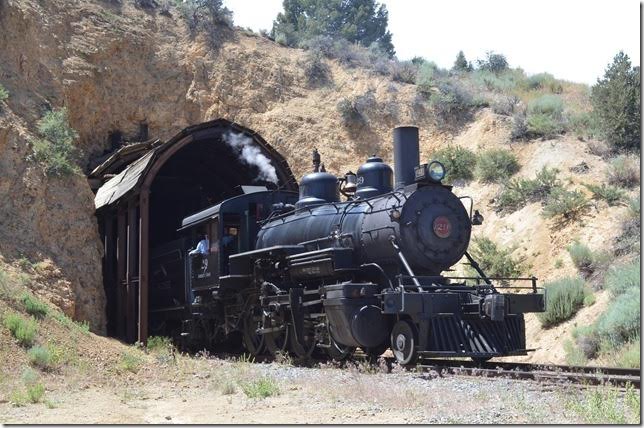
[563,339,587,366]
[3,312,37,347]
[554,259,563,269]
[118,351,144,373]
[572,325,600,359]
[51,311,90,334]
[537,277,585,328]
[31,108,80,177]
[476,148,520,183]
[542,187,589,222]
[26,383,45,403]
[616,339,640,368]
[220,379,236,395]
[0,83,8,104]
[584,183,626,206]
[467,237,525,281]
[565,386,629,424]
[607,155,640,188]
[495,167,561,213]
[604,260,640,297]
[525,72,563,93]
[146,336,173,352]
[431,145,477,183]
[240,376,280,399]
[300,51,332,87]
[526,95,565,138]
[567,242,594,275]
[28,346,53,370]
[596,287,639,350]
[21,293,49,319]
[390,60,418,84]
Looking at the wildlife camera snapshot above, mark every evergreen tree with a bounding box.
[271,0,395,57]
[453,50,471,72]
[591,51,641,151]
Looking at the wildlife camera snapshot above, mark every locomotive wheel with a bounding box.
[263,313,289,356]
[242,311,265,356]
[363,343,389,363]
[326,333,355,361]
[289,324,317,359]
[390,320,418,366]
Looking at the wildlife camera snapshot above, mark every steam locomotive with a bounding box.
[149,126,545,365]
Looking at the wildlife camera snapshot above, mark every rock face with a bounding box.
[0,0,435,332]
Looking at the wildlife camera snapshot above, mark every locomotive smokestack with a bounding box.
[393,126,420,188]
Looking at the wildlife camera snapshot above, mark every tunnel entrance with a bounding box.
[91,119,297,343]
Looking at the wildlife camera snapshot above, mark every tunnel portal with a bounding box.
[91,119,298,342]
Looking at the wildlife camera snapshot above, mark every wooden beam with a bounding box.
[116,208,127,340]
[138,190,150,344]
[126,200,138,343]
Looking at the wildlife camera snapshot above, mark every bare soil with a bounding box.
[0,354,601,424]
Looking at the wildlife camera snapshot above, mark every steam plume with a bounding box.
[223,132,278,184]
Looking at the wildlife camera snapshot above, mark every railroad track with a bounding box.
[203,350,640,389]
[415,358,641,389]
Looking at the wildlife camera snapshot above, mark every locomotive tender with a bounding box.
[149,126,545,365]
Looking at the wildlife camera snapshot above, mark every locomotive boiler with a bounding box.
[153,125,545,365]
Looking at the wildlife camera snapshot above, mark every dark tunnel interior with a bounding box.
[149,135,272,249]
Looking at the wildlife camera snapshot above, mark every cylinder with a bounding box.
[393,126,420,188]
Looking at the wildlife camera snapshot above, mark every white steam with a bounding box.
[223,132,278,184]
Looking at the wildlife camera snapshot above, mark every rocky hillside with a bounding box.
[0,0,639,366]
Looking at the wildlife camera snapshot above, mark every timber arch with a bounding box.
[91,119,298,342]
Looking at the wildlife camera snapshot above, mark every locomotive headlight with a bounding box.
[427,161,446,182]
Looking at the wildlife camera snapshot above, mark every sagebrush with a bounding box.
[538,277,586,328]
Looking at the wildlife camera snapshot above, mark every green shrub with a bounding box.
[118,351,143,373]
[473,69,522,92]
[567,111,599,139]
[573,325,600,359]
[604,260,640,297]
[537,277,586,328]
[467,237,525,280]
[584,183,625,206]
[564,339,588,366]
[147,336,173,352]
[495,167,561,213]
[607,155,640,188]
[415,62,440,95]
[240,376,280,399]
[476,148,520,183]
[565,385,629,424]
[476,51,508,74]
[0,83,8,104]
[590,51,640,151]
[390,60,418,84]
[596,286,640,350]
[510,112,528,140]
[525,72,563,93]
[28,346,53,370]
[3,312,37,347]
[616,339,640,368]
[31,108,80,176]
[337,92,376,127]
[20,293,49,319]
[615,196,641,257]
[431,146,477,183]
[628,195,640,217]
[542,187,589,221]
[26,383,45,403]
[567,242,594,274]
[427,80,474,122]
[526,95,565,138]
[300,51,331,87]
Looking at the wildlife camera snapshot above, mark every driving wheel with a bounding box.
[289,323,317,359]
[242,309,265,356]
[390,320,418,366]
[263,313,289,356]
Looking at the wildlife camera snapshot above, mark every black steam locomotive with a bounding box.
[148,126,545,365]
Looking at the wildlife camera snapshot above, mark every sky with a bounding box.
[223,0,640,84]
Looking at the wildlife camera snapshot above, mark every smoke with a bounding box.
[223,132,278,184]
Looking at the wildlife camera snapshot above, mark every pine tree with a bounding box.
[591,51,641,151]
[271,0,395,57]
[453,50,471,72]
